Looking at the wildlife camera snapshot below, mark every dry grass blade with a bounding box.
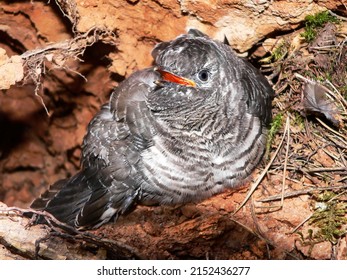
[233,115,290,215]
[324,79,347,112]
[255,114,291,211]
[258,185,347,202]
[315,117,347,143]
[281,114,291,207]
[290,213,313,233]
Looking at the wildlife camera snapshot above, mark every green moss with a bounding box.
[305,11,338,28]
[297,191,347,255]
[339,85,347,99]
[260,41,288,64]
[265,113,283,159]
[273,43,288,61]
[309,191,347,244]
[302,25,317,43]
[292,113,305,131]
[301,11,338,43]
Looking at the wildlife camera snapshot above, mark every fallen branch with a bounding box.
[0,202,143,260]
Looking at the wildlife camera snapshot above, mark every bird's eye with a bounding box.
[198,69,209,82]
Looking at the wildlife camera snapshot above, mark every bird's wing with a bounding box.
[239,62,274,126]
[82,68,159,169]
[32,68,160,229]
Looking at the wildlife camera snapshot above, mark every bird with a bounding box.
[31,29,274,230]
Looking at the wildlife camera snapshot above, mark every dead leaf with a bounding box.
[301,81,341,127]
[310,22,337,51]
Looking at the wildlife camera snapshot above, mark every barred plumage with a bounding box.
[31,29,273,229]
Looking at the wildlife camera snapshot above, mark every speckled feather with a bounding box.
[31,30,273,229]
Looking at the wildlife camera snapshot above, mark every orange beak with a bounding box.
[156,68,196,88]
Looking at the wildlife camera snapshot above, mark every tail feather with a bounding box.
[31,168,140,229]
[30,179,68,210]
[75,188,112,227]
[31,172,93,227]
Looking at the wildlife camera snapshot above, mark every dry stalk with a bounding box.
[233,115,290,215]
[258,185,347,202]
[290,213,313,233]
[281,113,291,207]
[316,117,347,143]
[255,114,291,211]
[324,79,347,112]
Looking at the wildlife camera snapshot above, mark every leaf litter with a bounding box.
[248,11,347,259]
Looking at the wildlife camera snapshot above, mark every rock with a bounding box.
[75,0,329,61]
[0,48,23,90]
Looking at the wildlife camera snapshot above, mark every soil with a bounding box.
[0,0,347,260]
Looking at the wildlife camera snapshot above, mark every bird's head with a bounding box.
[152,29,235,91]
[148,29,239,117]
[147,29,273,130]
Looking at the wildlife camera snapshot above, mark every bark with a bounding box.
[0,202,144,260]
